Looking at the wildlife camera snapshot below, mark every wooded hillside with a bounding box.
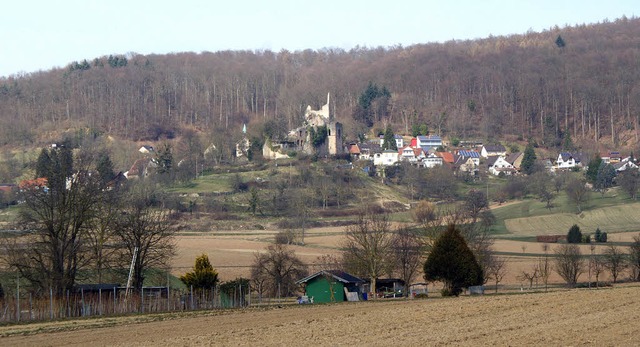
[1,16,639,150]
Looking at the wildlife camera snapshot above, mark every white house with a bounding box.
[613,158,638,172]
[481,144,507,158]
[556,152,584,170]
[422,153,444,168]
[399,146,417,162]
[373,149,399,166]
[488,155,516,176]
[416,135,442,151]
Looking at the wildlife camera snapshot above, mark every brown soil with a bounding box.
[2,286,639,346]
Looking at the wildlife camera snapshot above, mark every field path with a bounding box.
[2,285,639,346]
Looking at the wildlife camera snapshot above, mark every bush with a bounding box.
[414,293,428,299]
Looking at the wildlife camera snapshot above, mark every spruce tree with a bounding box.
[521,142,537,175]
[382,125,397,150]
[567,224,582,244]
[423,224,483,296]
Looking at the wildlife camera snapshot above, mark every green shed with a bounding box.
[296,270,364,303]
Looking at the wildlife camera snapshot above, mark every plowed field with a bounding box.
[2,286,639,346]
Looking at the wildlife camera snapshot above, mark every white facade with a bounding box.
[416,135,442,149]
[489,156,515,176]
[374,150,399,166]
[556,153,579,169]
[422,153,444,168]
[481,145,507,158]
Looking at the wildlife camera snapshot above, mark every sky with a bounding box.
[1,0,638,78]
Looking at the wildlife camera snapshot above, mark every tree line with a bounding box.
[1,17,640,151]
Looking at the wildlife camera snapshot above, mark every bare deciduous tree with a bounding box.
[343,207,394,299]
[114,183,176,293]
[603,245,627,283]
[536,244,552,292]
[554,244,585,287]
[391,226,425,297]
[486,255,507,293]
[251,243,308,297]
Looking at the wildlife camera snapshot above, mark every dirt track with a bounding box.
[2,285,639,346]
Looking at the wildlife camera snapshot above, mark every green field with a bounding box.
[491,188,640,236]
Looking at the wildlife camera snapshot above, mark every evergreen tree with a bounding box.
[594,227,602,242]
[521,142,537,175]
[595,164,616,194]
[382,125,397,150]
[180,254,219,292]
[155,143,173,175]
[567,224,582,244]
[555,35,566,48]
[562,131,574,151]
[585,157,603,184]
[35,148,52,178]
[96,153,115,185]
[423,224,483,296]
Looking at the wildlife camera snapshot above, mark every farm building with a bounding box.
[296,270,364,303]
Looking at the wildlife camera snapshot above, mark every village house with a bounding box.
[416,135,443,152]
[421,152,444,168]
[436,151,455,165]
[601,151,623,164]
[481,144,507,158]
[454,155,478,173]
[456,150,481,166]
[373,149,399,166]
[613,158,639,172]
[487,155,516,176]
[506,152,524,172]
[556,152,584,170]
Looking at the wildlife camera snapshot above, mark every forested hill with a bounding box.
[2,16,640,150]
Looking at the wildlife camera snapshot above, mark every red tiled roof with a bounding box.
[436,151,454,163]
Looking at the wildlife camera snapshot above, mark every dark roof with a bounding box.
[483,144,506,152]
[486,156,499,166]
[559,152,585,163]
[75,283,120,292]
[296,270,365,285]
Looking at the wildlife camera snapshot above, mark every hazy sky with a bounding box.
[1,0,637,77]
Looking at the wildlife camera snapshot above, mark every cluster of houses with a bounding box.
[345,134,640,177]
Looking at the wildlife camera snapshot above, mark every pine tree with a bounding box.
[423,224,483,296]
[382,125,397,150]
[521,142,537,175]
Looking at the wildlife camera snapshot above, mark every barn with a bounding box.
[296,270,364,303]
